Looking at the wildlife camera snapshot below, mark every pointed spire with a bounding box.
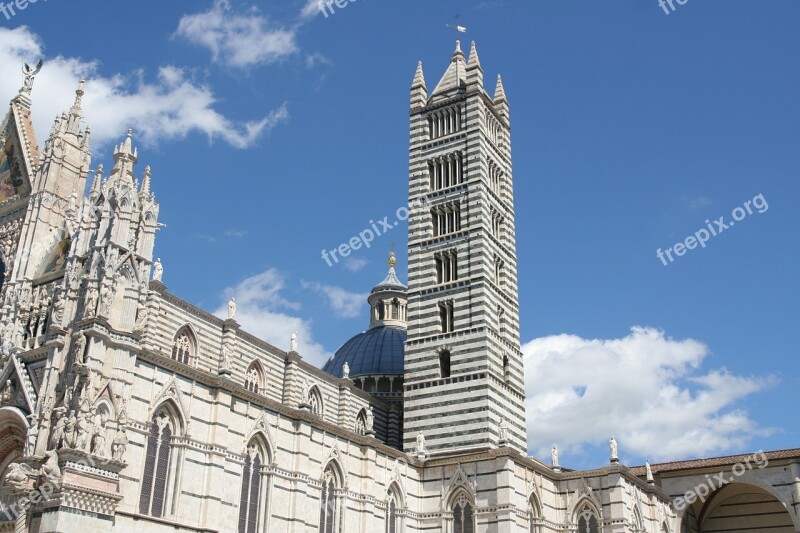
[465,41,483,89]
[140,165,152,197]
[90,164,103,197]
[70,78,85,116]
[410,61,428,108]
[411,61,426,89]
[494,74,507,102]
[467,41,481,70]
[453,40,464,58]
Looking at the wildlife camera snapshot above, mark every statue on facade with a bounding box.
[99,283,113,316]
[111,426,128,461]
[50,411,66,449]
[50,291,65,326]
[75,411,92,451]
[342,362,350,379]
[72,334,87,366]
[415,433,427,455]
[551,444,560,469]
[83,287,98,318]
[609,436,619,462]
[4,462,36,491]
[20,60,43,95]
[365,407,374,433]
[290,332,298,353]
[227,297,237,320]
[301,379,310,403]
[221,346,233,372]
[91,421,106,457]
[135,300,149,329]
[64,410,77,446]
[152,258,163,282]
[24,414,39,456]
[0,379,15,406]
[40,450,61,487]
[499,418,509,443]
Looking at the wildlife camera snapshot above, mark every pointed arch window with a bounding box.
[238,437,271,533]
[139,408,181,518]
[308,386,323,417]
[528,494,542,533]
[245,362,264,394]
[355,409,368,436]
[319,464,342,533]
[386,486,402,533]
[172,327,196,365]
[452,492,475,533]
[577,505,599,533]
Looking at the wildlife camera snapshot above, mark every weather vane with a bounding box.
[446,14,467,38]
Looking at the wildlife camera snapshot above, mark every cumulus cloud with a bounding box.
[215,269,332,367]
[0,26,288,150]
[300,0,323,20]
[175,0,298,68]
[523,327,774,462]
[301,281,367,319]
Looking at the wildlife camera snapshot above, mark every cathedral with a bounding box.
[0,40,797,533]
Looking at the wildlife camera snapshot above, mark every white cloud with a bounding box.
[300,0,323,20]
[301,281,367,319]
[215,269,332,367]
[0,26,288,150]
[342,257,368,272]
[523,326,774,462]
[175,0,298,68]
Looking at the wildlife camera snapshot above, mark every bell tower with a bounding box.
[403,41,527,454]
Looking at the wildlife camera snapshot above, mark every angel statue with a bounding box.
[21,59,43,95]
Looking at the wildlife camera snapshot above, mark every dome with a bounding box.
[323,326,406,378]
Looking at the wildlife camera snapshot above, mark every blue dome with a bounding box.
[323,326,405,378]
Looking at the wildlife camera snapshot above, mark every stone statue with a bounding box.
[0,380,14,406]
[301,379,310,402]
[551,445,559,469]
[365,407,374,433]
[72,335,86,366]
[111,426,128,461]
[83,287,98,318]
[25,414,39,456]
[609,436,618,462]
[50,411,66,449]
[152,258,163,282]
[99,283,113,316]
[342,362,350,379]
[4,462,36,491]
[76,411,92,451]
[645,461,654,483]
[64,410,77,446]
[91,421,106,457]
[40,450,61,487]
[228,297,237,320]
[415,433,427,454]
[51,292,65,326]
[499,418,509,443]
[21,59,43,95]
[135,301,149,329]
[290,332,298,353]
[221,346,233,371]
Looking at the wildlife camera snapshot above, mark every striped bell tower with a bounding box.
[403,41,527,454]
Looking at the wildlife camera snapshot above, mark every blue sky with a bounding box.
[1,0,797,469]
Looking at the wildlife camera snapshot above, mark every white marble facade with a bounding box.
[0,43,796,533]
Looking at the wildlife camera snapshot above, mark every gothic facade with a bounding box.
[0,42,796,533]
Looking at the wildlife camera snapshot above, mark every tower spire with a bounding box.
[410,61,428,109]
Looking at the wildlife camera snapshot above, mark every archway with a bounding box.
[681,482,796,532]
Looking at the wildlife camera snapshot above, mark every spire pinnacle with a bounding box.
[453,40,463,57]
[89,164,103,198]
[467,41,481,70]
[494,74,507,102]
[411,61,426,89]
[71,78,85,115]
[140,165,152,197]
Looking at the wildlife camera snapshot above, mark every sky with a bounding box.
[1,0,797,470]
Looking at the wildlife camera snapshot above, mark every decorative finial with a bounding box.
[388,248,397,268]
[20,59,43,96]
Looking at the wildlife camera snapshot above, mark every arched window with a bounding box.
[172,327,196,365]
[355,409,367,435]
[238,437,271,533]
[577,505,599,533]
[633,507,644,533]
[528,494,542,533]
[386,486,402,533]
[451,492,474,533]
[308,386,323,417]
[439,350,451,379]
[139,407,181,518]
[319,464,342,533]
[245,362,263,394]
